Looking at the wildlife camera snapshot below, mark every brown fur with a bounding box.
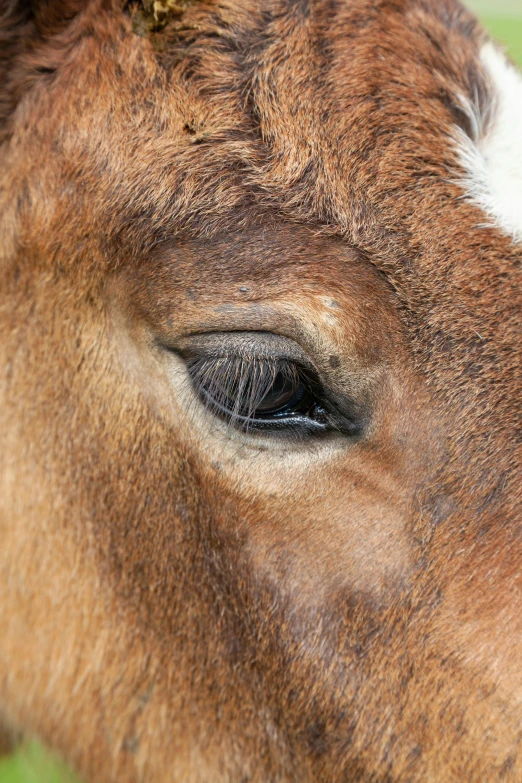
[0,0,521,781]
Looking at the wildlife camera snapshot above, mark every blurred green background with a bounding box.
[1,4,522,783]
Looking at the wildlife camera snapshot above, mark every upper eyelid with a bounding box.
[175,331,318,374]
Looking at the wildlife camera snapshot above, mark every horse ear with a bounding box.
[0,0,86,140]
[458,42,522,243]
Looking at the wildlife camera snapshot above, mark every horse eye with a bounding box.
[188,355,330,434]
[253,371,304,414]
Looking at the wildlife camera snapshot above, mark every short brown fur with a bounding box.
[1,1,521,781]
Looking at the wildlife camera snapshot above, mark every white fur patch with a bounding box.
[458,42,522,243]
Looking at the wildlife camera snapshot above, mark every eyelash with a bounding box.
[187,353,330,435]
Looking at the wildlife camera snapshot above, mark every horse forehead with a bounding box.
[68,0,478,208]
[24,0,517,306]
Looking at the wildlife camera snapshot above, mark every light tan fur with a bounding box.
[1,1,521,781]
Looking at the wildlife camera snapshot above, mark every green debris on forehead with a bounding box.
[126,0,194,35]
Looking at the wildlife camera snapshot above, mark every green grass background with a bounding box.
[0,742,77,783]
[483,17,522,64]
[1,6,522,783]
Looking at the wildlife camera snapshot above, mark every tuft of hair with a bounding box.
[457,42,522,243]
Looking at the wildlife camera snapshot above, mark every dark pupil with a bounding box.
[255,373,301,414]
